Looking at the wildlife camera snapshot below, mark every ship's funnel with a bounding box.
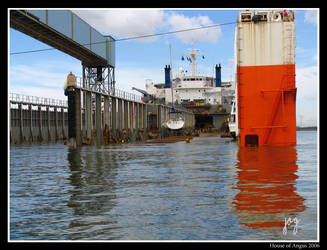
[164,65,171,88]
[215,64,222,87]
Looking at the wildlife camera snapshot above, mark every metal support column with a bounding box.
[111,97,117,131]
[47,106,51,141]
[124,100,128,130]
[54,107,58,140]
[129,102,134,130]
[39,106,43,142]
[103,95,110,144]
[62,108,66,139]
[75,88,82,146]
[85,91,92,142]
[104,95,110,128]
[138,103,142,129]
[29,104,33,142]
[95,93,102,144]
[143,104,147,131]
[117,98,122,130]
[19,103,24,142]
[135,102,139,130]
[157,105,161,129]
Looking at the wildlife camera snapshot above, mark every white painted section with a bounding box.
[229,26,239,136]
[166,119,185,130]
[145,45,234,107]
[237,10,295,67]
[146,77,225,105]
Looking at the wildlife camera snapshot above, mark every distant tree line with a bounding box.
[296,126,317,131]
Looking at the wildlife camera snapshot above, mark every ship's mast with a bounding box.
[170,44,174,106]
[184,41,202,76]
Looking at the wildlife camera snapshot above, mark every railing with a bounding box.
[9,93,68,107]
[113,88,142,102]
[10,78,143,108]
[75,77,142,103]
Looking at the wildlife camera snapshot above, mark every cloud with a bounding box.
[9,60,81,101]
[115,66,164,93]
[10,64,67,89]
[304,10,318,25]
[296,65,318,100]
[9,59,163,101]
[296,47,317,67]
[165,12,222,43]
[295,65,318,126]
[73,9,165,42]
[73,9,221,44]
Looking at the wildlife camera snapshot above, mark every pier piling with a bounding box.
[10,85,195,145]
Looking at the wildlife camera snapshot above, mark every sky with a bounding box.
[9,8,319,127]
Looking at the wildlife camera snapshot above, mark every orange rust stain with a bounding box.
[237,64,296,146]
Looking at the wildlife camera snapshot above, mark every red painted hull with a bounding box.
[237,64,296,146]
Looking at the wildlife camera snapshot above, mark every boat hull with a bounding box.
[237,64,296,146]
[166,120,185,130]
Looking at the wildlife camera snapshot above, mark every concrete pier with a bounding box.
[71,81,196,145]
[10,87,196,145]
[74,85,150,144]
[10,93,68,144]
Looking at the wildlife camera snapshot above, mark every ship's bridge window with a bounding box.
[256,12,268,21]
[185,78,201,81]
[241,13,252,22]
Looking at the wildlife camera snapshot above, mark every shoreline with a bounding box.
[296,126,317,131]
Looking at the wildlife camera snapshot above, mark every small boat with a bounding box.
[166,111,185,130]
[165,44,185,131]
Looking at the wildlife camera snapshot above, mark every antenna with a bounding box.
[183,40,202,76]
[170,44,173,81]
[170,44,174,107]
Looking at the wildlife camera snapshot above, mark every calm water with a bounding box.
[9,131,318,241]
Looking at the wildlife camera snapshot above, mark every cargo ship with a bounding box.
[145,44,234,130]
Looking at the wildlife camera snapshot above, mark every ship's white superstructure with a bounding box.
[144,43,235,131]
[146,44,234,109]
[146,79,228,106]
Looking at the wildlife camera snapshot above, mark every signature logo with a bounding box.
[282,217,300,235]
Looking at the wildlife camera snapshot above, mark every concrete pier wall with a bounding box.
[10,102,68,144]
[10,89,195,145]
[74,88,150,145]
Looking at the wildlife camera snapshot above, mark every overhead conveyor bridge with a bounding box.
[10,9,116,92]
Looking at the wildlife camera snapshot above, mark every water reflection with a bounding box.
[9,133,317,240]
[66,147,120,239]
[232,146,306,232]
